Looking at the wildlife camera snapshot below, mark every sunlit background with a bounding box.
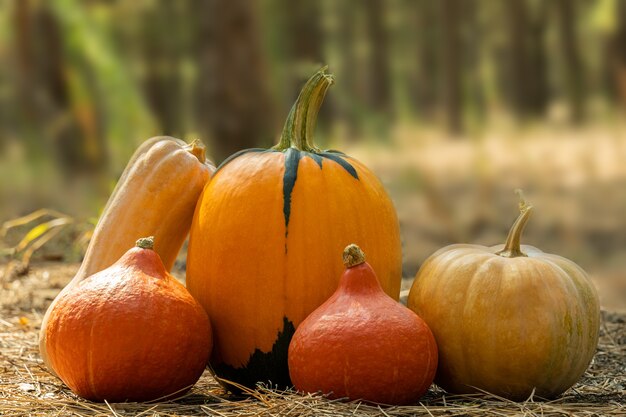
[1,0,625,310]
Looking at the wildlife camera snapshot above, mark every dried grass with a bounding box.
[1,263,624,416]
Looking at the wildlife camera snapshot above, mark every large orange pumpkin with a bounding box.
[45,237,212,402]
[407,193,600,400]
[186,68,402,389]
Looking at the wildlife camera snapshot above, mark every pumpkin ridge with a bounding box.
[320,152,359,179]
[211,317,295,391]
[215,148,271,173]
[304,152,323,169]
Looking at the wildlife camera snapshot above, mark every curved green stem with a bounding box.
[274,66,334,152]
[497,190,533,258]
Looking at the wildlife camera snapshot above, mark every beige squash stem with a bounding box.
[496,190,533,258]
[185,140,207,163]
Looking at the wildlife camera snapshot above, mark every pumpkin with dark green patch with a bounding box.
[186,68,402,390]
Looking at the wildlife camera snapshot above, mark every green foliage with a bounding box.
[48,0,156,168]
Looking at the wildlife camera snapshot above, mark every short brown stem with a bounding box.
[343,244,366,268]
[136,236,155,250]
[186,140,206,163]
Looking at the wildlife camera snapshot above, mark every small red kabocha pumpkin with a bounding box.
[45,237,212,402]
[288,244,438,405]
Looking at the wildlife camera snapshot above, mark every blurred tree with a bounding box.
[609,0,626,110]
[194,0,274,160]
[555,0,586,123]
[141,1,185,136]
[284,1,324,89]
[326,0,361,138]
[409,1,440,120]
[506,0,531,117]
[364,0,391,115]
[14,0,106,176]
[440,0,463,134]
[526,0,549,117]
[464,0,486,126]
[505,0,548,119]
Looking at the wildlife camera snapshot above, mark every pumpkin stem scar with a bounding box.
[343,244,366,268]
[214,148,271,174]
[273,66,334,153]
[185,139,206,163]
[135,236,154,250]
[496,190,533,258]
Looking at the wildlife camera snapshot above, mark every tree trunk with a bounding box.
[555,0,585,123]
[364,0,391,114]
[506,0,530,118]
[284,0,323,88]
[13,0,106,175]
[440,0,463,134]
[194,0,274,161]
[141,0,184,136]
[410,0,440,120]
[332,0,360,138]
[526,0,549,117]
[608,0,626,109]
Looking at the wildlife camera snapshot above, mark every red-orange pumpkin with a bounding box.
[45,237,212,402]
[40,137,214,372]
[186,68,402,389]
[288,245,438,405]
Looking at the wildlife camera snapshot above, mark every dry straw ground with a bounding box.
[2,127,626,415]
[0,262,624,416]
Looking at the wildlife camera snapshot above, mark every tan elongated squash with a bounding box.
[40,136,214,371]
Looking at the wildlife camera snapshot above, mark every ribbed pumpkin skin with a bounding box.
[76,136,214,278]
[407,243,600,400]
[45,243,212,402]
[40,136,214,372]
[288,247,437,405]
[187,151,402,388]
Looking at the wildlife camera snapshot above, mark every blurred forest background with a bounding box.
[0,0,625,310]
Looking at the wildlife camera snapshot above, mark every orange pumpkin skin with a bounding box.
[186,69,402,389]
[288,245,437,405]
[45,239,212,402]
[407,201,600,401]
[75,136,214,279]
[40,137,214,372]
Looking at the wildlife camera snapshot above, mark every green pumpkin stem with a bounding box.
[497,190,533,258]
[274,67,334,152]
[136,236,155,250]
